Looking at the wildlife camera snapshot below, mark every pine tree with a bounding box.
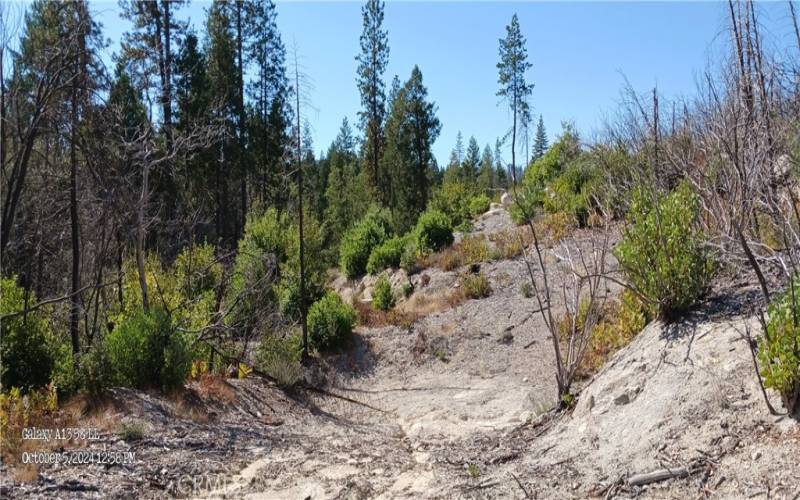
[497,13,533,185]
[121,0,186,213]
[532,114,548,161]
[494,138,508,188]
[323,117,362,249]
[462,136,480,184]
[381,65,441,232]
[478,144,495,193]
[206,0,239,245]
[356,0,389,203]
[246,0,289,210]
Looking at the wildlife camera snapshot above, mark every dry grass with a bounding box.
[194,373,235,403]
[0,384,77,478]
[489,227,533,259]
[537,212,575,243]
[12,463,39,482]
[460,272,492,299]
[354,288,466,328]
[423,235,492,272]
[557,291,650,380]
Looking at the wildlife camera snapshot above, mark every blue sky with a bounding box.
[81,1,798,164]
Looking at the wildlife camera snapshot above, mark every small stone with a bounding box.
[522,377,529,383]
[751,451,761,461]
[614,393,630,406]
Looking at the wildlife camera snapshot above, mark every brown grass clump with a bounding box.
[557,290,651,380]
[489,227,533,259]
[422,235,492,272]
[0,384,77,477]
[460,273,492,299]
[195,373,235,403]
[354,288,466,328]
[537,212,575,243]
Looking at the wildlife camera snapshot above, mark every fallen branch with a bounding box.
[509,472,532,499]
[627,465,693,486]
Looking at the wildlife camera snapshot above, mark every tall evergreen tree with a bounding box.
[494,138,508,188]
[478,144,495,193]
[462,135,480,184]
[323,118,368,260]
[246,0,289,210]
[532,114,548,161]
[120,0,186,213]
[497,13,533,185]
[381,65,441,232]
[206,0,239,245]
[355,0,389,202]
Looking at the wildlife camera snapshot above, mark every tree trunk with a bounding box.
[295,58,309,359]
[137,160,150,312]
[69,84,81,358]
[236,0,247,234]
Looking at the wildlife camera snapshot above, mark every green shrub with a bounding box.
[105,308,191,391]
[372,275,395,311]
[339,209,393,279]
[469,194,491,217]
[174,243,223,299]
[367,235,408,274]
[614,182,715,318]
[461,273,492,299]
[454,219,474,233]
[542,161,601,226]
[307,292,356,352]
[256,334,304,388]
[173,244,223,331]
[50,341,78,397]
[429,180,474,228]
[77,344,114,398]
[0,277,55,392]
[228,209,287,330]
[402,281,415,298]
[520,282,533,298]
[414,210,454,253]
[400,240,420,273]
[511,125,583,225]
[118,421,145,441]
[758,277,800,414]
[277,214,326,321]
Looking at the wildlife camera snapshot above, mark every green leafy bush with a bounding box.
[469,194,491,217]
[511,125,582,225]
[173,244,223,330]
[400,240,420,274]
[614,182,715,318]
[758,278,800,414]
[372,275,395,311]
[339,209,393,279]
[0,277,55,392]
[307,292,356,352]
[77,344,115,398]
[429,180,474,228]
[105,308,191,391]
[414,209,454,253]
[229,209,287,330]
[277,215,326,320]
[367,235,408,274]
[461,273,492,299]
[256,334,304,388]
[542,161,601,226]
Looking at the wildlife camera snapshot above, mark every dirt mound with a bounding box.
[472,303,800,499]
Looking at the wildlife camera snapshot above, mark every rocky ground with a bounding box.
[3,208,799,499]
